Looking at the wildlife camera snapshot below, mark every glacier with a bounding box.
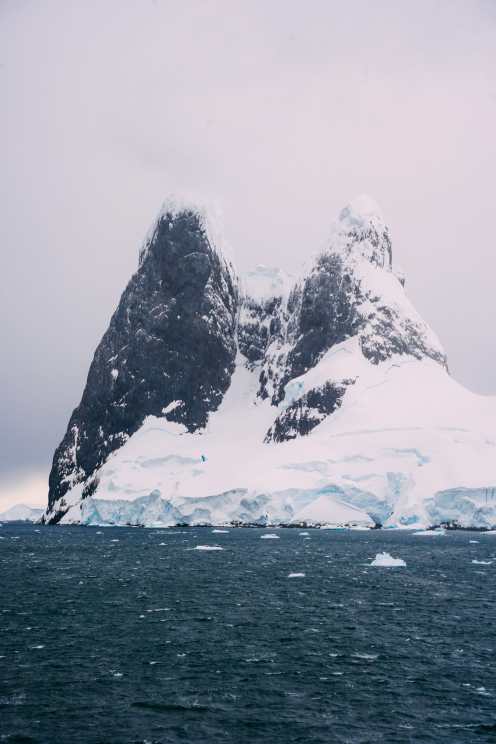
[55,346,496,529]
[0,504,44,523]
[45,196,496,530]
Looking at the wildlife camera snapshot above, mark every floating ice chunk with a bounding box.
[475,686,491,696]
[472,559,493,565]
[413,529,446,536]
[260,533,280,539]
[469,540,479,544]
[212,529,229,533]
[371,552,406,567]
[194,545,224,551]
[288,572,306,578]
[299,532,310,536]
[352,653,378,660]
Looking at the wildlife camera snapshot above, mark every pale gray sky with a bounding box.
[1,0,495,509]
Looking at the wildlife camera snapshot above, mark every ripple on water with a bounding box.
[1,524,495,743]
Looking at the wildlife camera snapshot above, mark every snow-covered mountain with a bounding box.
[0,504,44,522]
[45,196,496,529]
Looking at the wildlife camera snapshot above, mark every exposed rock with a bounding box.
[48,205,238,519]
[265,380,354,442]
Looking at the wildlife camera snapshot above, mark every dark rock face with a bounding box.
[254,218,446,405]
[273,254,359,402]
[265,380,354,442]
[359,309,446,367]
[238,295,286,366]
[47,209,238,518]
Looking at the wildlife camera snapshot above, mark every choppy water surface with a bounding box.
[1,525,495,743]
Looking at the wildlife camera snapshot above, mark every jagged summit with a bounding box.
[45,198,495,529]
[328,194,392,269]
[338,194,384,225]
[139,197,234,273]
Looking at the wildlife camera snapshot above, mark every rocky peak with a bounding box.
[329,194,392,269]
[247,196,446,405]
[47,202,238,518]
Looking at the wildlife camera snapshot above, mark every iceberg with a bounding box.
[413,529,446,536]
[44,198,496,530]
[370,552,406,567]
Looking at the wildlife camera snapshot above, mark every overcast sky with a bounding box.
[1,0,495,510]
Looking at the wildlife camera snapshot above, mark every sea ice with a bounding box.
[352,653,378,660]
[287,572,306,578]
[413,529,446,536]
[194,545,224,551]
[370,552,406,567]
[260,534,280,539]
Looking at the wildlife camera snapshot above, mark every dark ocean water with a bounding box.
[0,524,495,744]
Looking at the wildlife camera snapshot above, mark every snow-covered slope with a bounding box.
[45,196,496,529]
[0,504,44,522]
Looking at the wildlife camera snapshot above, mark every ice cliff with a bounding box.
[44,197,496,529]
